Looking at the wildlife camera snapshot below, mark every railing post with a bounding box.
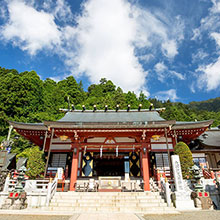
[3,175,10,192]
[46,180,52,206]
[165,179,171,207]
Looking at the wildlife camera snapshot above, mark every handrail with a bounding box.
[160,178,171,207]
[46,178,58,206]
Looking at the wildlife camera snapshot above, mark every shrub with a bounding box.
[174,142,194,179]
[17,146,45,179]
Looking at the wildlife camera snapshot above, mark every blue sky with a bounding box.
[1,0,220,103]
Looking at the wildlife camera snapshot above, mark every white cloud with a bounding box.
[138,54,154,63]
[170,71,185,80]
[154,62,185,82]
[191,0,220,91]
[155,89,178,101]
[197,57,220,91]
[192,49,208,63]
[154,62,167,73]
[0,0,185,94]
[192,0,220,40]
[162,40,178,59]
[190,82,196,93]
[211,32,220,46]
[154,62,167,82]
[59,0,184,93]
[65,0,148,93]
[1,0,61,55]
[210,0,220,13]
[42,0,73,22]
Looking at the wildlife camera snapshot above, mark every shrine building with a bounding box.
[9,107,213,191]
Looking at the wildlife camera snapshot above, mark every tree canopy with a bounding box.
[174,142,194,179]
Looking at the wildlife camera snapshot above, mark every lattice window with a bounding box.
[155,153,169,169]
[51,153,67,169]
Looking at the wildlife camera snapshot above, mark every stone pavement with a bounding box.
[0,212,141,220]
[69,213,140,220]
[0,210,220,220]
[142,210,220,220]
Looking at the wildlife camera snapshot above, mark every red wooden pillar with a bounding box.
[141,147,150,191]
[70,144,79,191]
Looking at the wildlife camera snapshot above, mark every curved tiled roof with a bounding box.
[198,129,220,147]
[58,110,165,123]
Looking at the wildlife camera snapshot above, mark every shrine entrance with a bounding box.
[93,153,126,176]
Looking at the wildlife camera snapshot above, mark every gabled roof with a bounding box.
[8,109,213,130]
[58,110,165,123]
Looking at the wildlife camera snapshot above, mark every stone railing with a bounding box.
[160,178,171,207]
[46,178,58,206]
[1,177,58,208]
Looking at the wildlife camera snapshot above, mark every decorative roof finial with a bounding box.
[149,103,153,111]
[138,104,142,111]
[127,104,130,112]
[116,104,119,112]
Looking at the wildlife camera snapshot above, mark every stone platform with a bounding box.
[42,191,178,214]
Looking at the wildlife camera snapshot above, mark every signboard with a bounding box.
[171,155,184,191]
[57,168,63,180]
[0,151,7,167]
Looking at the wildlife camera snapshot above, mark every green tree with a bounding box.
[138,92,151,109]
[125,91,138,108]
[17,146,45,179]
[174,142,194,179]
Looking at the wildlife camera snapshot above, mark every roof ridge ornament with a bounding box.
[149,103,153,111]
[138,104,142,112]
[116,104,119,112]
[127,105,130,112]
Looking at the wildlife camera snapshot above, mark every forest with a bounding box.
[1,66,220,154]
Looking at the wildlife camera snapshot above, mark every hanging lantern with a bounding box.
[151,135,160,141]
[60,135,68,141]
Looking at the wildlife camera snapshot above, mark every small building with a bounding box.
[9,108,213,191]
[191,128,220,171]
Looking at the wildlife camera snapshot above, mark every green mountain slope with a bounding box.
[190,98,220,112]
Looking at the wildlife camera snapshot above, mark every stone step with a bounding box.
[45,205,173,212]
[47,190,172,213]
[52,196,162,201]
[54,192,160,196]
[51,198,163,203]
[49,201,166,207]
[53,194,161,197]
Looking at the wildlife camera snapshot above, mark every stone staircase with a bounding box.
[43,191,178,214]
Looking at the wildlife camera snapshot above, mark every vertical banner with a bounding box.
[129,152,140,177]
[82,152,93,177]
